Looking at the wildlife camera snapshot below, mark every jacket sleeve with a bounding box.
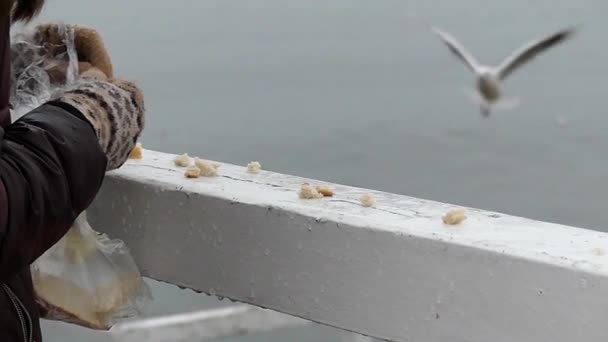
[0,102,107,281]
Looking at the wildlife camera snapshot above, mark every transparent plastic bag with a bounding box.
[10,22,152,330]
[31,212,151,330]
[10,22,80,120]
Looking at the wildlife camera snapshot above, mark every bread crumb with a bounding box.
[81,67,108,81]
[442,209,467,225]
[360,193,376,207]
[194,158,220,177]
[174,153,193,167]
[316,185,334,197]
[184,166,201,178]
[299,183,324,199]
[129,143,143,159]
[247,161,262,174]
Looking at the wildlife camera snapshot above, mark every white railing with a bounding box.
[86,149,608,342]
[110,305,311,342]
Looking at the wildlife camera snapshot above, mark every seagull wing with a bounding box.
[432,26,481,73]
[496,27,576,81]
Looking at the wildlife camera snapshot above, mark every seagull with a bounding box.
[432,26,577,117]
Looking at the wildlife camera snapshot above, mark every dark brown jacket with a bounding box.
[0,18,108,342]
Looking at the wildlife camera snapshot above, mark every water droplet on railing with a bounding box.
[247,288,256,300]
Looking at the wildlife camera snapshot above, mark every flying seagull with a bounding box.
[432,26,577,117]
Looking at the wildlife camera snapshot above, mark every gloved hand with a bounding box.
[11,21,113,84]
[50,77,146,170]
[10,21,145,170]
[10,21,115,113]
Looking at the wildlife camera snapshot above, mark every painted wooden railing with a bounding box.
[85,149,608,342]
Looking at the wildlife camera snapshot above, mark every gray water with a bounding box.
[36,0,608,341]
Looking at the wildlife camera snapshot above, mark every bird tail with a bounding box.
[461,87,520,117]
[462,87,491,117]
[493,96,521,111]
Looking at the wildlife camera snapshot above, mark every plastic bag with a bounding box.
[10,22,80,119]
[31,212,151,330]
[10,22,152,330]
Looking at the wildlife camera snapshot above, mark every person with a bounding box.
[0,1,146,341]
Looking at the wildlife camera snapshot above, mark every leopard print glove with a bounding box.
[51,77,146,170]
